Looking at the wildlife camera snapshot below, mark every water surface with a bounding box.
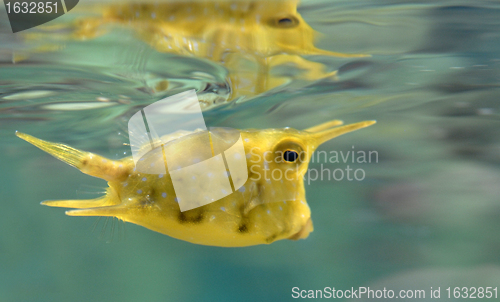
[1,0,500,301]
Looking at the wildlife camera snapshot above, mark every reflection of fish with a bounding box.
[73,0,370,101]
[17,119,375,247]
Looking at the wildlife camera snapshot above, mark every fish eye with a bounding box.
[274,140,304,165]
[268,15,300,28]
[283,150,299,162]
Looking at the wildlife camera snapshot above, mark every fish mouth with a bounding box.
[288,217,313,240]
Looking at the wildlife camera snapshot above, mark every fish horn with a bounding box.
[306,46,372,58]
[16,131,129,182]
[312,120,376,146]
[304,120,344,132]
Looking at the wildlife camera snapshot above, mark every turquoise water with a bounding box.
[2,0,500,301]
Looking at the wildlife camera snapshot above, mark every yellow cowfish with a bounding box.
[17,119,375,247]
[70,0,369,101]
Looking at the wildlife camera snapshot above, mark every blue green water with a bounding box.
[2,0,500,301]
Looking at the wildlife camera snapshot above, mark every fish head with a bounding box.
[253,0,321,55]
[215,0,324,56]
[239,119,376,208]
[239,0,369,57]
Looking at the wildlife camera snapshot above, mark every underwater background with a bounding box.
[2,0,500,301]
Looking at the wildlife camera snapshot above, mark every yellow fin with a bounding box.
[41,196,111,209]
[16,131,130,182]
[65,205,126,218]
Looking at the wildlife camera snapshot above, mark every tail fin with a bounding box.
[41,195,116,208]
[16,131,130,182]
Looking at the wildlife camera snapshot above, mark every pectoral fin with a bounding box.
[65,204,127,218]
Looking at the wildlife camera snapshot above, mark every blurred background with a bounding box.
[1,0,500,301]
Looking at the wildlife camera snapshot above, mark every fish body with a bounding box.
[17,119,375,247]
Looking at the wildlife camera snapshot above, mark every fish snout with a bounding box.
[288,217,313,240]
